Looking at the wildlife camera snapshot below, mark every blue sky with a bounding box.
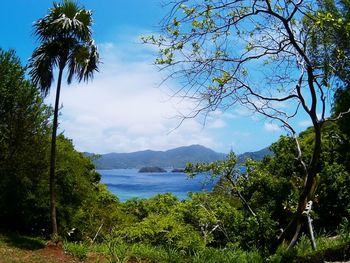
[0,1,314,154]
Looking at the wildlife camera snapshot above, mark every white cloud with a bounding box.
[46,39,226,153]
[264,122,281,132]
[207,119,226,129]
[233,106,253,117]
[298,119,312,128]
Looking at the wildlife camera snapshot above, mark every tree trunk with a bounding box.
[49,67,64,238]
[277,122,322,249]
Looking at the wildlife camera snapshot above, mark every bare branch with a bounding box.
[325,108,350,122]
[224,167,257,217]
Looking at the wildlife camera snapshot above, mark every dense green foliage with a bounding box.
[0,49,51,231]
[307,0,350,86]
[0,49,116,238]
[0,0,349,261]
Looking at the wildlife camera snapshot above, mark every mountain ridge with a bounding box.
[87,144,272,169]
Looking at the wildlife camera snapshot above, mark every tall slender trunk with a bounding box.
[50,67,64,238]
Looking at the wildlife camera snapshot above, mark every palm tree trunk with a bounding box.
[49,67,63,238]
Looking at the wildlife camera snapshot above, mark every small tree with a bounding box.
[144,0,350,248]
[0,49,51,232]
[29,0,99,237]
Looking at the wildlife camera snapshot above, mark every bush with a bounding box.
[115,213,205,253]
[64,242,89,260]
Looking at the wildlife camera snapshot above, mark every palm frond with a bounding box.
[67,41,99,84]
[30,0,99,93]
[28,42,60,95]
[34,0,92,43]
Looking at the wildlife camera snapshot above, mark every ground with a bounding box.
[0,239,75,263]
[0,234,150,263]
[0,233,107,263]
[0,232,349,262]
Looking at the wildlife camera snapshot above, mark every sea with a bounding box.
[98,169,217,201]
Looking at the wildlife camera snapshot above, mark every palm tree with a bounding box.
[29,0,99,237]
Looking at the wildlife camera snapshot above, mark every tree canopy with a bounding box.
[144,0,350,248]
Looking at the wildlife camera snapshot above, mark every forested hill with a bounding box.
[87,145,272,169]
[88,145,225,169]
[237,147,273,164]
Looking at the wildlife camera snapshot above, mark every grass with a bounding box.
[62,240,263,263]
[63,231,350,263]
[0,230,349,263]
[0,232,49,263]
[0,232,78,263]
[63,241,90,260]
[268,233,350,263]
[0,232,45,250]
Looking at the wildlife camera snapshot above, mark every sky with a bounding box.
[0,0,315,154]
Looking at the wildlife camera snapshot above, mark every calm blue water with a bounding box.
[99,169,216,201]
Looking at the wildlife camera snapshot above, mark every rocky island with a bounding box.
[138,166,167,173]
[171,168,185,173]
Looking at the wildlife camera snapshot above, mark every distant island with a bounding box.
[171,168,185,173]
[85,144,272,170]
[139,166,167,173]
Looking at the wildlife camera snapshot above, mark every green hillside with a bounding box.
[89,145,272,169]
